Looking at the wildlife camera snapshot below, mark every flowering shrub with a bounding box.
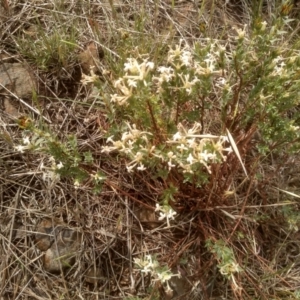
[14,14,300,216]
[100,40,238,184]
[97,16,300,188]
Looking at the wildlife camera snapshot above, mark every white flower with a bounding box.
[158,212,167,221]
[114,78,133,96]
[156,66,174,84]
[124,58,140,73]
[178,73,199,94]
[196,62,216,75]
[177,144,188,152]
[101,145,117,153]
[135,254,179,287]
[156,270,173,283]
[127,79,137,88]
[80,67,99,85]
[168,160,176,169]
[134,258,151,274]
[167,151,176,159]
[156,204,177,227]
[146,61,154,70]
[273,55,283,64]
[180,49,193,67]
[199,150,211,162]
[106,136,115,144]
[168,209,177,219]
[134,151,144,162]
[173,132,182,141]
[290,125,299,131]
[235,25,247,39]
[56,162,63,169]
[157,66,173,76]
[260,21,267,31]
[168,44,182,63]
[123,58,154,85]
[14,145,27,153]
[93,173,105,181]
[216,77,226,87]
[42,170,60,184]
[110,93,131,106]
[187,153,195,164]
[137,163,146,171]
[187,138,196,148]
[273,64,286,76]
[134,255,159,274]
[74,179,80,189]
[126,165,135,173]
[23,136,30,145]
[155,203,161,212]
[220,262,241,276]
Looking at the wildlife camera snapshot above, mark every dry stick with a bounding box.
[8,187,20,247]
[8,190,21,300]
[226,177,254,243]
[146,100,162,143]
[200,95,205,133]
[0,83,51,123]
[226,56,243,131]
[125,196,135,292]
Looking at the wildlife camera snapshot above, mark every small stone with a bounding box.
[35,219,82,273]
[43,244,76,273]
[0,63,36,98]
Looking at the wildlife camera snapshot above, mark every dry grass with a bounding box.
[1,0,300,299]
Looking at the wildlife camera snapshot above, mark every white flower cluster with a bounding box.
[155,204,177,227]
[110,57,154,105]
[134,255,179,292]
[40,156,63,184]
[14,135,64,186]
[101,122,232,174]
[80,66,99,85]
[168,122,232,174]
[109,40,226,104]
[14,136,32,153]
[155,40,223,94]
[101,123,153,172]
[219,261,241,277]
[270,55,287,76]
[100,41,235,174]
